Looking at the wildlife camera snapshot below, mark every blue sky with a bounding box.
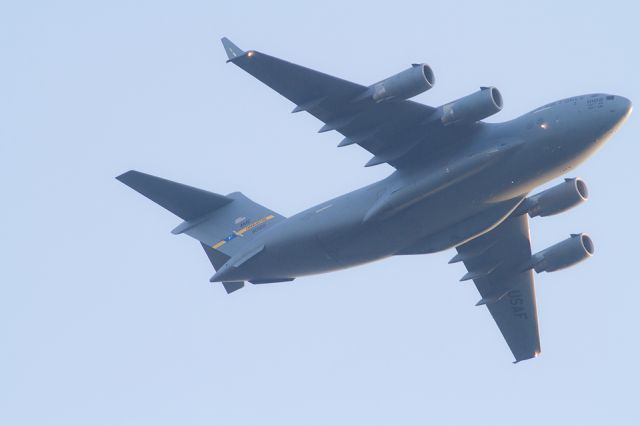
[2,1,639,424]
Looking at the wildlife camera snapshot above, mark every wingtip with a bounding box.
[513,350,541,364]
[221,37,245,61]
[115,170,137,183]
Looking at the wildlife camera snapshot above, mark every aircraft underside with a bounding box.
[117,37,631,362]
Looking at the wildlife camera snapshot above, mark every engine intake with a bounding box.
[528,233,594,273]
[439,87,503,125]
[366,64,435,103]
[517,178,588,218]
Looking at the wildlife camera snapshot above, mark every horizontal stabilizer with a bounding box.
[231,244,265,268]
[210,245,265,282]
[201,243,230,270]
[116,170,232,221]
[202,244,244,294]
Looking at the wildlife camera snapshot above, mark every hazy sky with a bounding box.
[2,1,639,424]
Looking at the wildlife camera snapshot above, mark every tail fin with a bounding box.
[116,170,232,221]
[117,170,285,260]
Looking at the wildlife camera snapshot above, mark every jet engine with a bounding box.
[365,64,435,103]
[439,87,503,125]
[517,178,589,218]
[528,233,594,273]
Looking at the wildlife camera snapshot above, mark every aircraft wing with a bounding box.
[452,214,541,363]
[221,37,437,168]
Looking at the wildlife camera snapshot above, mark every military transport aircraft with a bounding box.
[117,37,632,362]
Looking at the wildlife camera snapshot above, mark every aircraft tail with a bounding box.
[117,170,286,288]
[116,170,233,221]
[200,243,244,294]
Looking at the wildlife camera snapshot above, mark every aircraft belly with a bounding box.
[397,195,525,254]
[241,196,377,278]
[241,157,532,278]
[316,199,464,264]
[313,177,498,264]
[249,236,341,278]
[306,159,525,265]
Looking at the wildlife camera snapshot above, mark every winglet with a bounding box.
[221,37,245,61]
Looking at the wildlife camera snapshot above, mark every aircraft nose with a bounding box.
[599,95,632,137]
[618,96,633,120]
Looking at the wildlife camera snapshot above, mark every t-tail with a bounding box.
[116,170,285,293]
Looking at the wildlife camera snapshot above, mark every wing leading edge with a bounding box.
[453,214,541,363]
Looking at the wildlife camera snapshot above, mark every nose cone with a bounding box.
[618,96,633,121]
[597,95,632,136]
[609,95,632,132]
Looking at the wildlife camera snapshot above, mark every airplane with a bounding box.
[117,37,632,363]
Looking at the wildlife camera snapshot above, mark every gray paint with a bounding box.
[117,39,631,362]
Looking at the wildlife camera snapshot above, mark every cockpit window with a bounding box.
[606,95,615,100]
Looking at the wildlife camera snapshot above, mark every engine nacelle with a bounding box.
[439,87,503,125]
[517,178,589,218]
[529,233,594,273]
[366,64,435,103]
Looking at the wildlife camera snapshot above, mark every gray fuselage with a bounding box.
[213,94,631,282]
